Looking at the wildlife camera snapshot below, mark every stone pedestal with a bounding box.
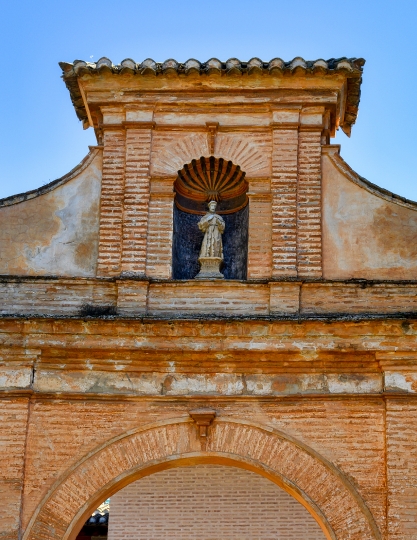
[195,257,224,279]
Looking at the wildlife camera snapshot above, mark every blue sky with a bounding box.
[0,0,416,199]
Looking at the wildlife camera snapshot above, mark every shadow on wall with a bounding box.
[172,204,249,280]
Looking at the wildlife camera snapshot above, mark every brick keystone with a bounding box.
[189,408,216,437]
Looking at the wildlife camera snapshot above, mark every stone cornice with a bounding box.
[60,56,364,136]
[1,277,417,320]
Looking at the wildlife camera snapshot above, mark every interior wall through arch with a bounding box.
[107,464,325,539]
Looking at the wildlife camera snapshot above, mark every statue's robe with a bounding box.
[198,212,225,258]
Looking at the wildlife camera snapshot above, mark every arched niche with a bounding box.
[172,156,249,280]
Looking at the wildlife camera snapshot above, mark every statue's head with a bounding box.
[208,201,217,213]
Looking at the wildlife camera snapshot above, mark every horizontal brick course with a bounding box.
[301,282,417,314]
[1,278,417,317]
[147,281,270,315]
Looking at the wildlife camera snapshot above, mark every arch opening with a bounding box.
[23,419,381,540]
[172,156,249,280]
[73,456,331,540]
[99,463,327,540]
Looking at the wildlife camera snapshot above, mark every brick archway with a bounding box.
[23,418,382,540]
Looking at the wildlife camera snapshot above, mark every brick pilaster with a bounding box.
[97,127,126,276]
[146,178,175,279]
[271,127,298,277]
[247,191,272,279]
[297,128,323,277]
[121,125,153,275]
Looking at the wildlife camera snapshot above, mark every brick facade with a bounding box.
[297,128,322,276]
[121,126,153,275]
[1,56,417,540]
[271,127,298,277]
[97,127,126,275]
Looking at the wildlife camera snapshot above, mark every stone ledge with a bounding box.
[1,278,417,318]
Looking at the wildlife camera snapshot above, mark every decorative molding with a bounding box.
[189,408,216,437]
[206,122,219,154]
[99,123,126,131]
[61,57,364,136]
[299,124,324,132]
[150,132,209,176]
[174,156,248,214]
[270,122,300,129]
[123,121,156,129]
[153,124,272,133]
[215,132,272,177]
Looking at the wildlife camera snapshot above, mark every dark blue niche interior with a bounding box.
[172,203,249,280]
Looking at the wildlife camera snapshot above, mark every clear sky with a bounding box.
[0,0,416,200]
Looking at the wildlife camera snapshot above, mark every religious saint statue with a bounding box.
[195,201,225,279]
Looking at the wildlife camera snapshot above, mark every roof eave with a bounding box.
[59,57,365,134]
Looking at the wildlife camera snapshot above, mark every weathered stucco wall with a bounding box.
[0,149,102,277]
[322,146,417,280]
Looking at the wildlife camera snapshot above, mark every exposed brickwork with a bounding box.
[260,399,387,536]
[271,129,298,277]
[121,128,153,275]
[150,131,209,176]
[269,282,300,314]
[215,132,272,177]
[0,386,390,537]
[3,55,417,540]
[301,282,417,314]
[0,399,29,540]
[115,280,148,315]
[386,399,417,539]
[145,193,174,278]
[147,281,270,315]
[0,279,116,315]
[247,194,272,278]
[24,420,380,540]
[297,129,322,276]
[2,278,417,317]
[97,128,126,276]
[108,465,325,539]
